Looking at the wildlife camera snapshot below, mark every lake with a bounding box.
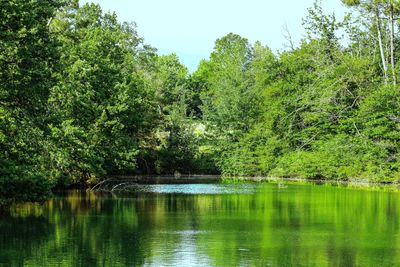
[1,182,400,266]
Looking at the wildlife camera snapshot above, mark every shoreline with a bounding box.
[77,174,400,192]
[220,176,400,191]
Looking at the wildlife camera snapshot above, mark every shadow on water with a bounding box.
[2,183,400,266]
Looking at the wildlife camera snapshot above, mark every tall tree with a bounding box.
[385,0,400,84]
[0,0,68,204]
[342,0,400,84]
[48,3,158,182]
[200,33,257,140]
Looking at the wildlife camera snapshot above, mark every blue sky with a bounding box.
[80,0,347,72]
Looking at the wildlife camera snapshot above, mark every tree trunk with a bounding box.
[376,7,389,84]
[389,1,396,85]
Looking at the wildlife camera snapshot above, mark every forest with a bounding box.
[1,0,400,205]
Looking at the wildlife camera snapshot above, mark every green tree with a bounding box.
[342,0,400,84]
[48,3,158,183]
[200,33,258,139]
[0,0,67,205]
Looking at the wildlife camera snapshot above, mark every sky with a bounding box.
[80,0,348,72]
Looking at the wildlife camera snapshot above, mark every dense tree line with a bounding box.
[1,0,400,204]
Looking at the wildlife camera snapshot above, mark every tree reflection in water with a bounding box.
[1,183,400,266]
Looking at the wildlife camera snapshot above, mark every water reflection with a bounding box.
[1,183,400,266]
[128,183,259,194]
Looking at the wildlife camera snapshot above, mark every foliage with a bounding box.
[0,0,63,205]
[197,1,400,181]
[48,3,159,182]
[2,0,400,205]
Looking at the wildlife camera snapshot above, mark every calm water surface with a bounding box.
[1,183,400,266]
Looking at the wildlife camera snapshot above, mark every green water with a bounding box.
[1,183,400,266]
